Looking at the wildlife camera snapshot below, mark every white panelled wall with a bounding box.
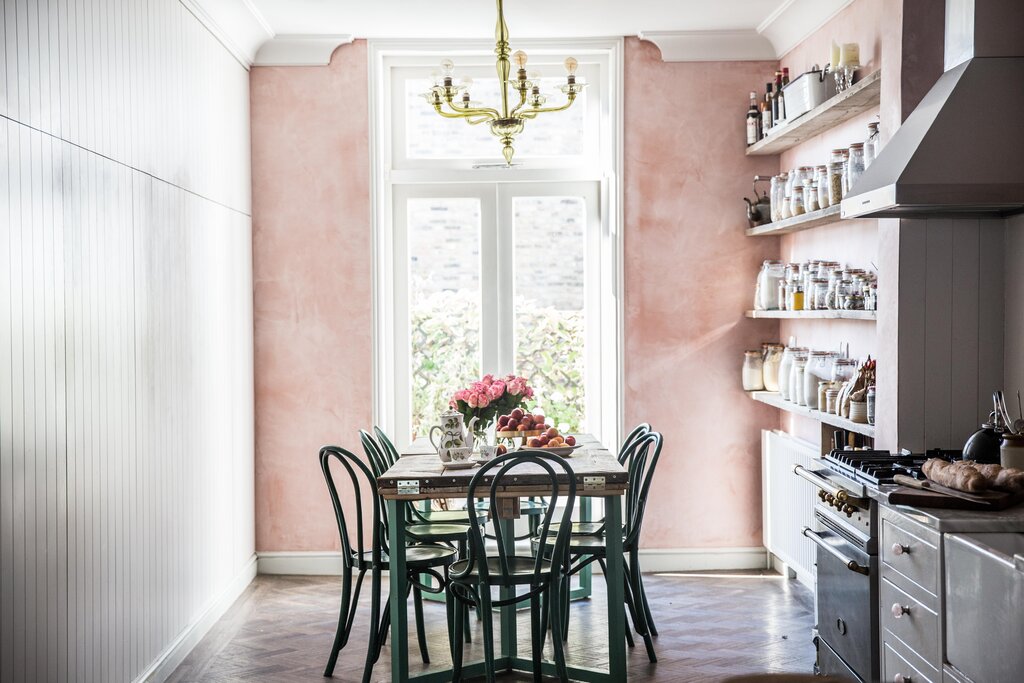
[0,1,255,682]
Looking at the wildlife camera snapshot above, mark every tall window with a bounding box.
[370,41,623,450]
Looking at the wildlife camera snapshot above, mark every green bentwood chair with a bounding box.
[534,431,664,662]
[319,446,457,681]
[447,451,578,683]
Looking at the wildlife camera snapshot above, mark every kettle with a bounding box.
[962,411,1004,465]
[744,175,772,228]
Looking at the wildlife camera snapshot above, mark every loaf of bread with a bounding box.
[923,458,1024,493]
[922,458,989,492]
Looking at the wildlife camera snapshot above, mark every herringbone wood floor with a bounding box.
[168,571,815,682]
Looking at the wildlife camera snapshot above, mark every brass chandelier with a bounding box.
[423,0,585,165]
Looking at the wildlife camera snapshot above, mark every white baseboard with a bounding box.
[638,547,769,572]
[257,547,770,576]
[135,554,258,683]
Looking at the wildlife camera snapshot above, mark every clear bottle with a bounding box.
[847,142,866,190]
[763,344,784,392]
[742,350,765,391]
[778,347,802,400]
[769,175,783,222]
[841,149,851,196]
[816,166,830,208]
[791,357,808,406]
[792,283,805,310]
[781,195,792,220]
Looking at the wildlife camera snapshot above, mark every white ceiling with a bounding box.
[245,0,788,39]
[190,0,855,67]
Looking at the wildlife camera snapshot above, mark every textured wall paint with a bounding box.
[622,38,781,548]
[251,42,374,552]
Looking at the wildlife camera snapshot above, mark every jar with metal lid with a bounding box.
[780,194,792,220]
[847,142,866,189]
[769,175,783,222]
[830,148,847,164]
[816,166,830,208]
[790,184,805,216]
[843,293,865,310]
[865,122,880,168]
[864,282,877,311]
[784,169,798,203]
[757,260,785,310]
[828,161,844,205]
[804,183,820,212]
[762,344,784,392]
[791,357,808,406]
[804,352,834,410]
[810,278,829,309]
[742,350,765,391]
[831,358,858,384]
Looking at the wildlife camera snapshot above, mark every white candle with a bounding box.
[830,40,840,69]
[839,42,860,68]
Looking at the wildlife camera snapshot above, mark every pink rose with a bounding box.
[474,391,490,408]
[508,379,524,396]
[488,383,504,400]
[466,393,479,408]
[482,374,494,385]
[524,386,534,399]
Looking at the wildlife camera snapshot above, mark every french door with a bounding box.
[389,181,604,449]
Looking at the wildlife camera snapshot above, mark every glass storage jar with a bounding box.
[828,162,845,205]
[841,150,850,195]
[791,358,808,406]
[847,142,866,189]
[742,350,765,391]
[770,175,783,222]
[804,183,820,212]
[757,260,785,310]
[778,347,800,400]
[781,195,792,220]
[804,352,834,410]
[831,358,858,384]
[816,166,830,208]
[763,344,784,392]
[811,278,829,309]
[790,185,806,216]
[865,122,880,168]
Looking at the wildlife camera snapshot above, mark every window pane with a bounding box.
[513,196,586,432]
[406,77,587,159]
[408,198,482,440]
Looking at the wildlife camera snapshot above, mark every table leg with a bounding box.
[497,516,517,664]
[388,499,409,682]
[603,495,626,680]
[571,497,593,600]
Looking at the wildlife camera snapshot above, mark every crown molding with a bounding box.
[640,0,855,63]
[758,0,856,59]
[638,30,776,62]
[180,0,273,69]
[254,35,357,66]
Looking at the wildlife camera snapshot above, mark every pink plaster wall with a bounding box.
[622,37,781,549]
[251,42,373,552]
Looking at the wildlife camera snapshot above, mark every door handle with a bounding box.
[802,527,870,576]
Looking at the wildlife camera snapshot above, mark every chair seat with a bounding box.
[356,543,457,570]
[416,509,485,524]
[406,522,470,543]
[474,499,547,515]
[450,555,551,585]
[548,521,606,535]
[532,531,628,555]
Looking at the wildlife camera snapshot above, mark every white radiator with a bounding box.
[762,430,819,589]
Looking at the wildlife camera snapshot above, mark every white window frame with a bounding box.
[368,38,624,450]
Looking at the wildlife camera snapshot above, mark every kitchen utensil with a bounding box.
[995,391,1013,429]
[893,474,994,506]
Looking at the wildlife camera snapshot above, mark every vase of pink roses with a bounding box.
[450,374,534,444]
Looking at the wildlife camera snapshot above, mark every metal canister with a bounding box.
[866,385,876,425]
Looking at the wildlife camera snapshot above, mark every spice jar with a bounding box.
[828,161,844,205]
[804,183,820,212]
[816,166,830,209]
[742,350,765,391]
[847,142,866,190]
[825,387,841,414]
[763,344,784,392]
[1000,433,1024,469]
[811,278,829,309]
[792,283,805,310]
[781,195,792,220]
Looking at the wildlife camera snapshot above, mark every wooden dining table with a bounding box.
[376,434,629,682]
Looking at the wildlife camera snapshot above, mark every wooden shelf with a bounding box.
[746,205,842,237]
[746,309,876,321]
[745,70,882,156]
[749,390,875,438]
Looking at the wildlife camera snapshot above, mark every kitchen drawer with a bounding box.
[880,576,940,668]
[883,639,938,683]
[942,664,973,683]
[882,517,940,597]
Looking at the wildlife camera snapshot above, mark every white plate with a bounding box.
[444,461,479,470]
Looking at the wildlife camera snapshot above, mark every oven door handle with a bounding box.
[793,464,850,504]
[802,527,870,576]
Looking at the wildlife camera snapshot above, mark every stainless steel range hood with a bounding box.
[841,0,1024,219]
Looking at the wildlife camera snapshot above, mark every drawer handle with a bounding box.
[891,602,910,618]
[891,542,910,556]
[894,674,912,683]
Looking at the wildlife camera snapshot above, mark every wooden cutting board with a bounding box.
[886,485,1024,511]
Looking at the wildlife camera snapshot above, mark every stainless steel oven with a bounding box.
[794,464,879,683]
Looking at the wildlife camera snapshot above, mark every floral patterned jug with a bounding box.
[429,410,479,462]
